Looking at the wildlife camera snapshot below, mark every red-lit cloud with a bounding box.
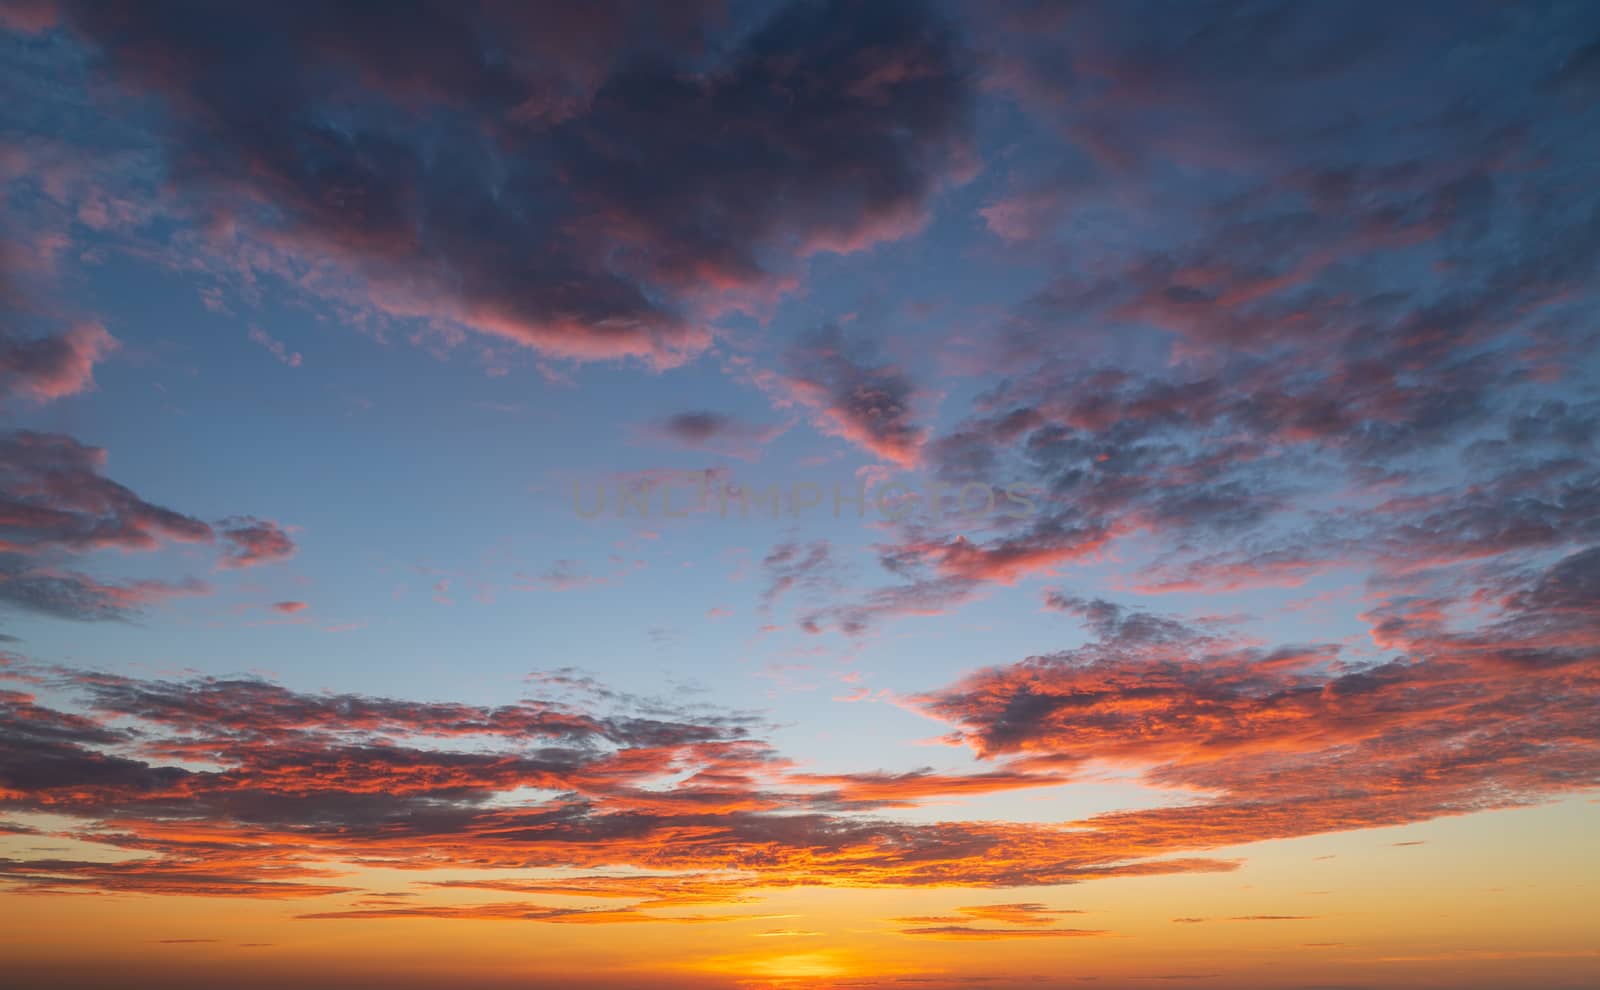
[916,559,1599,858]
[4,539,1594,913]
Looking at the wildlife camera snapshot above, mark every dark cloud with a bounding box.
[0,430,213,620]
[45,0,974,366]
[643,411,785,461]
[1041,593,1195,646]
[0,564,208,623]
[0,431,212,553]
[0,431,288,620]
[657,412,744,443]
[0,686,186,797]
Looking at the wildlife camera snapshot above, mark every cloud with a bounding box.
[0,431,213,554]
[0,856,355,899]
[917,554,1600,855]
[760,540,839,611]
[952,902,1085,925]
[422,873,761,909]
[0,569,210,622]
[776,326,928,467]
[0,430,241,620]
[742,2,1600,642]
[978,186,1071,244]
[895,925,1108,940]
[1228,916,1316,922]
[0,322,116,404]
[752,929,823,938]
[786,767,1066,810]
[2,6,1598,940]
[799,575,979,636]
[296,902,736,924]
[517,556,642,593]
[44,0,974,366]
[819,348,1597,633]
[247,327,302,368]
[0,660,1244,903]
[0,430,290,618]
[524,559,598,592]
[890,518,1120,586]
[217,517,295,569]
[0,0,53,33]
[642,411,786,461]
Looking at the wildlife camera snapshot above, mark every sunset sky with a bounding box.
[1,2,1598,988]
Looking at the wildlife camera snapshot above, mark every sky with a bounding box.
[0,1,1597,988]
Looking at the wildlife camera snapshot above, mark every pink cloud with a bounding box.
[0,322,117,404]
[217,517,296,569]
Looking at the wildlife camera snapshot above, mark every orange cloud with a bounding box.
[895,925,1109,940]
